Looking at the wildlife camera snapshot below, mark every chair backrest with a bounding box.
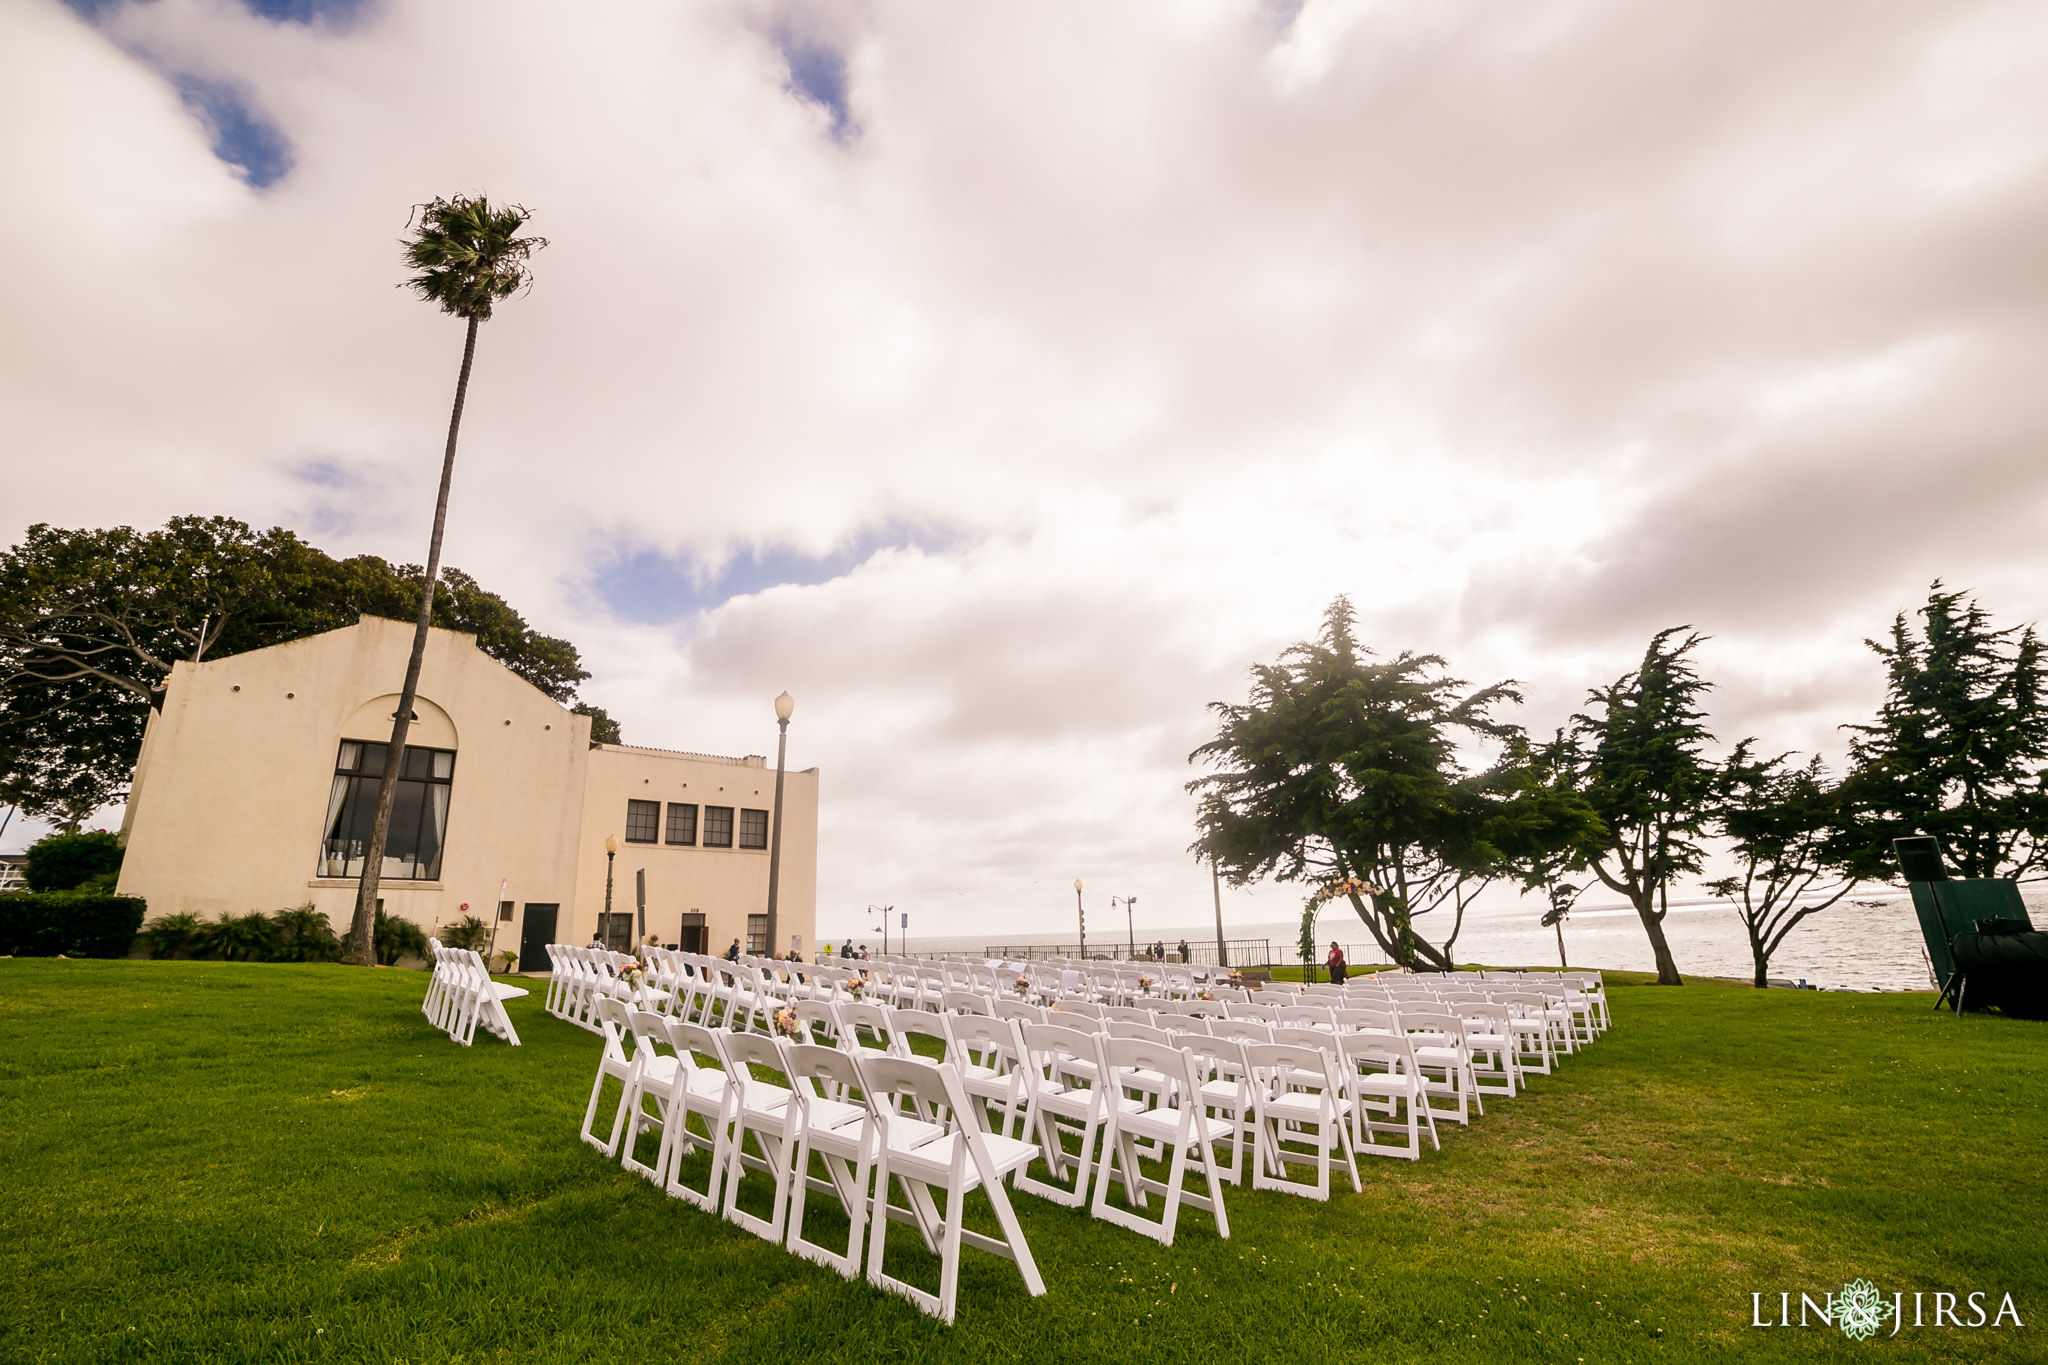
[1338,1029,1416,1071]
[946,1012,1024,1066]
[782,1040,866,1101]
[1106,1018,1175,1046]
[1400,1009,1463,1040]
[1021,1023,1103,1082]
[1059,1000,1105,1020]
[666,1018,727,1074]
[791,998,838,1043]
[940,989,992,1017]
[717,1027,789,1080]
[1246,1042,1338,1094]
[1209,1018,1272,1046]
[992,998,1047,1025]
[889,1007,952,1057]
[1101,1005,1155,1026]
[1333,1006,1400,1034]
[854,1053,980,1135]
[1278,1006,1335,1028]
[1099,1034,1198,1102]
[1227,1001,1282,1022]
[1271,1024,1336,1053]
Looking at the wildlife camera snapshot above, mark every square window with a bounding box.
[703,806,734,848]
[624,799,660,843]
[738,808,769,850]
[665,803,698,846]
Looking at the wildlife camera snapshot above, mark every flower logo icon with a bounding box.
[1836,1279,1894,1341]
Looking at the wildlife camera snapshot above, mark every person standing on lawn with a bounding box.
[1326,941,1348,984]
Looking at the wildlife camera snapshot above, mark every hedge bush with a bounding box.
[0,892,148,958]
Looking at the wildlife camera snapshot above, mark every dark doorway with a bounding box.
[518,904,558,973]
[678,912,706,954]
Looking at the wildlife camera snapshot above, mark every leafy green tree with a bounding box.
[373,907,429,966]
[0,517,596,821]
[192,910,274,962]
[349,196,547,967]
[137,912,204,960]
[1707,749,1856,988]
[1837,584,2048,881]
[267,904,343,963]
[573,702,623,745]
[1569,629,1719,985]
[22,829,122,891]
[1191,597,1568,970]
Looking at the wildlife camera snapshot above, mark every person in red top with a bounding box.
[1326,940,1348,984]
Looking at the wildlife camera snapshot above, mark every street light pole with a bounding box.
[1212,859,1228,968]
[1074,879,1085,958]
[602,833,618,947]
[1127,894,1137,959]
[764,691,794,959]
[869,903,892,956]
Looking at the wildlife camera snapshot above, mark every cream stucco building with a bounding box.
[116,617,818,966]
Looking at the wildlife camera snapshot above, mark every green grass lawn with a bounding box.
[1,961,2040,1363]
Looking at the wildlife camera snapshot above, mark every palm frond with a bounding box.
[399,195,547,321]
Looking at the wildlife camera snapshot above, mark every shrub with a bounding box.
[267,904,342,963]
[23,831,124,892]
[374,908,428,966]
[191,910,274,962]
[137,912,205,959]
[0,892,147,957]
[439,915,490,952]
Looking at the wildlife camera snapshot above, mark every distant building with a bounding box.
[117,617,818,966]
[0,854,25,894]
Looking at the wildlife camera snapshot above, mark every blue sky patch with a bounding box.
[773,30,855,141]
[595,526,945,623]
[175,75,293,188]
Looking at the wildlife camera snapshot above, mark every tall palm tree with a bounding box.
[346,196,546,967]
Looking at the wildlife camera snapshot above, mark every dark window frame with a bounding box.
[703,805,735,849]
[746,913,768,954]
[318,739,456,881]
[738,807,769,850]
[624,799,661,844]
[665,803,698,846]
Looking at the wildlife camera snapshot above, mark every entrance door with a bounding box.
[518,904,559,973]
[678,913,706,955]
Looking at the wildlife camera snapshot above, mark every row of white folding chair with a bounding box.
[422,942,526,1045]
[583,1000,1043,1325]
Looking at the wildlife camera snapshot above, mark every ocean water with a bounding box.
[885,892,1991,992]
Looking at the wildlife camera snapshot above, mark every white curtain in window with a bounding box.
[319,775,351,875]
[425,784,451,878]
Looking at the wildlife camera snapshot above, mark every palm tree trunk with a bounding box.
[347,315,480,966]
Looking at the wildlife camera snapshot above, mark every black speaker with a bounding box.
[1894,836,1949,882]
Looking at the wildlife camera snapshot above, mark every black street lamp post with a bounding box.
[764,691,794,959]
[602,833,618,948]
[1074,879,1086,958]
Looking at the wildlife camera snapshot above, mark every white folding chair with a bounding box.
[1013,1023,1130,1207]
[1246,1041,1360,1201]
[578,997,637,1156]
[1091,1036,1232,1246]
[659,1019,736,1213]
[713,1030,799,1242]
[781,1042,893,1278]
[617,1008,685,1180]
[1337,1031,1439,1161]
[855,1054,1046,1324]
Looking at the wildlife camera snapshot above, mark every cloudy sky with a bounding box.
[5,0,2046,943]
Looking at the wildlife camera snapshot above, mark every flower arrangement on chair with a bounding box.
[1014,974,1033,996]
[1196,989,1216,1002]
[1227,969,1245,991]
[772,1006,800,1039]
[1137,976,1153,996]
[847,977,866,1001]
[620,959,646,991]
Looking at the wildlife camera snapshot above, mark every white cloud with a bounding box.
[5,0,2047,944]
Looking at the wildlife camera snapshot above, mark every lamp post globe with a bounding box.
[765,692,794,960]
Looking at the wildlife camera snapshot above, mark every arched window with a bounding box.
[318,741,456,880]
